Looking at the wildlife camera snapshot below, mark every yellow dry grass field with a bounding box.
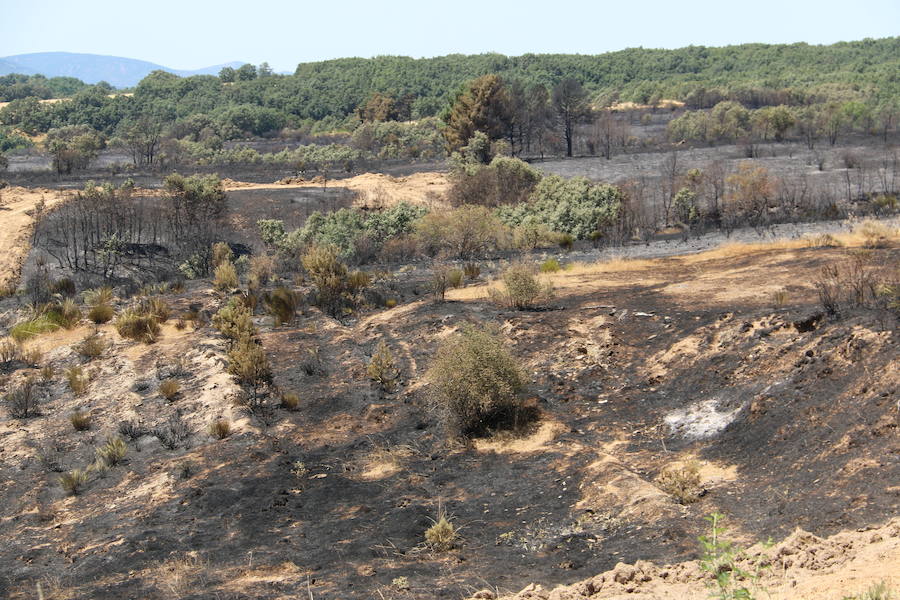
[223,171,450,209]
[448,221,899,304]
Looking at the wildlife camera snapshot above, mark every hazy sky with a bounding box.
[2,0,898,72]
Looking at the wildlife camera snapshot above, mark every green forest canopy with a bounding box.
[1,37,898,138]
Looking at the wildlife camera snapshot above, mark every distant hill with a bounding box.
[0,52,245,88]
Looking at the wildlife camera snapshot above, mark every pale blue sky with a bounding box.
[2,0,898,72]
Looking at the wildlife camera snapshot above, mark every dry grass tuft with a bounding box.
[425,507,459,552]
[207,419,232,439]
[69,410,91,431]
[158,378,180,401]
[58,469,89,496]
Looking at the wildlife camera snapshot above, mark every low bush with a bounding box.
[5,379,38,418]
[264,287,299,327]
[0,338,19,365]
[491,263,554,310]
[87,304,115,324]
[447,268,464,288]
[65,366,88,396]
[280,392,300,410]
[118,419,146,440]
[540,258,562,273]
[249,254,276,285]
[301,245,367,317]
[463,262,481,280]
[656,461,703,504]
[424,508,459,552]
[214,260,239,290]
[212,299,255,341]
[50,277,77,297]
[227,337,272,404]
[367,340,400,393]
[211,242,234,267]
[430,265,451,301]
[77,332,106,359]
[21,346,42,367]
[426,324,529,436]
[154,415,192,449]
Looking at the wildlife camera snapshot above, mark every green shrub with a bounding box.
[212,299,255,341]
[540,258,561,273]
[497,175,623,240]
[367,340,400,392]
[491,263,554,310]
[426,324,528,436]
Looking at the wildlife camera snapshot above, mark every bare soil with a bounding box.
[1,224,897,599]
[0,186,65,289]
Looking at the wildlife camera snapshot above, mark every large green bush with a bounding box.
[426,324,528,436]
[497,175,622,239]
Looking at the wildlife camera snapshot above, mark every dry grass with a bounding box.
[76,332,106,359]
[424,507,459,552]
[280,392,300,410]
[65,366,88,396]
[158,379,180,401]
[94,437,128,467]
[208,419,232,439]
[58,469,88,496]
[69,410,91,431]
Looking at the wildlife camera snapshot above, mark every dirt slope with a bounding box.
[0,230,897,599]
[471,517,900,600]
[0,187,64,289]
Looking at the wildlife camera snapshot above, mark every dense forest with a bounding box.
[0,37,898,170]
